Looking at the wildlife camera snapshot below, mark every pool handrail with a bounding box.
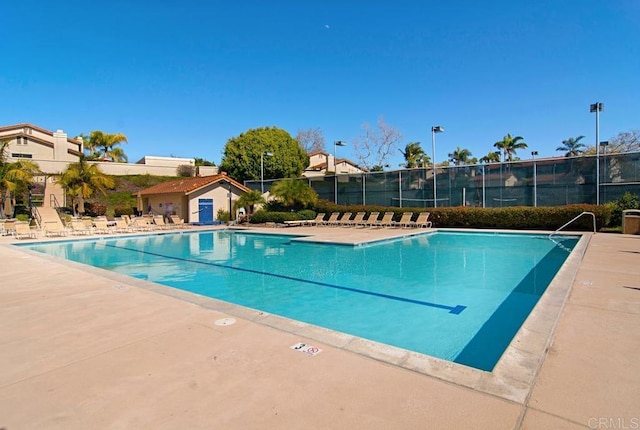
[549,211,596,239]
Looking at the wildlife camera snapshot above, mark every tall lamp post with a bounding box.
[431,126,444,207]
[590,102,604,204]
[495,150,503,206]
[333,140,346,204]
[260,151,273,194]
[600,141,609,202]
[224,180,232,225]
[531,151,538,207]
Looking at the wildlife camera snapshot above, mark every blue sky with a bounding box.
[2,1,639,169]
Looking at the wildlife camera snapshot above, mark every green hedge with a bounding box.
[250,209,317,224]
[310,199,611,231]
[428,205,610,230]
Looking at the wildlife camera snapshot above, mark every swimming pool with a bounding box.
[20,230,579,371]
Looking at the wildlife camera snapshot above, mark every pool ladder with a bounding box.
[549,211,596,239]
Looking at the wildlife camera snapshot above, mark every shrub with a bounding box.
[249,210,301,224]
[176,164,195,177]
[217,209,230,223]
[607,192,640,226]
[84,202,107,217]
[114,205,135,217]
[297,209,316,220]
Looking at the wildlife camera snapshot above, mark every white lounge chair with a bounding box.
[68,218,93,235]
[43,220,68,237]
[14,221,37,239]
[409,212,432,228]
[334,212,352,227]
[306,213,326,226]
[371,212,395,228]
[92,219,112,234]
[169,215,188,228]
[346,212,366,227]
[320,212,340,226]
[153,215,171,230]
[393,212,414,228]
[360,212,380,228]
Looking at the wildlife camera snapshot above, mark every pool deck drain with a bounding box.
[1,226,638,428]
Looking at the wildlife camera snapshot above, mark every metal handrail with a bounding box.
[31,206,42,229]
[49,193,61,209]
[549,211,596,239]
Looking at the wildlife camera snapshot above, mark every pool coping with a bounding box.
[6,227,589,404]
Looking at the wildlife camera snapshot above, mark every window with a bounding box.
[11,153,33,158]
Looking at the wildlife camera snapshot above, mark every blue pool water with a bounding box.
[20,230,579,371]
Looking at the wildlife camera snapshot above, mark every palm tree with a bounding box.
[494,134,527,161]
[56,156,115,216]
[269,179,318,210]
[557,136,586,157]
[87,131,128,162]
[0,140,40,218]
[104,146,128,163]
[399,142,429,168]
[448,147,473,166]
[235,190,266,216]
[479,151,501,163]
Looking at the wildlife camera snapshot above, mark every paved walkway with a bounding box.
[0,227,638,429]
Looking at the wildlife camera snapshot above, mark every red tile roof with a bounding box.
[138,174,249,196]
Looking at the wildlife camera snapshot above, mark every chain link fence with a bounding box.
[246,152,640,208]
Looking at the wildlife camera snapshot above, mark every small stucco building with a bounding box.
[136,173,249,224]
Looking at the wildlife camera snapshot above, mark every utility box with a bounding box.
[622,209,640,235]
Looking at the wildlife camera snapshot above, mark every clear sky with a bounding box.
[2,0,639,168]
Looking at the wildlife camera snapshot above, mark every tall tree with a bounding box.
[448,147,473,166]
[84,131,128,162]
[56,156,115,216]
[493,134,527,161]
[220,126,309,183]
[607,129,640,153]
[557,136,586,157]
[399,142,428,168]
[295,128,326,153]
[0,140,40,218]
[353,116,402,171]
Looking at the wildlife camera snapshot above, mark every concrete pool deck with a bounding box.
[0,226,638,429]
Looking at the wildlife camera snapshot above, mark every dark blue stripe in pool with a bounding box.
[105,243,466,315]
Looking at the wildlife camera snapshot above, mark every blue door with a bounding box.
[198,199,214,225]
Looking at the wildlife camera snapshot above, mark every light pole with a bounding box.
[495,150,503,206]
[225,180,232,224]
[600,141,609,201]
[260,151,273,194]
[431,126,444,207]
[590,102,604,204]
[333,140,346,204]
[531,151,538,207]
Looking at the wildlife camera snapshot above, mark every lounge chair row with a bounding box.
[306,211,432,228]
[65,215,189,236]
[7,214,189,240]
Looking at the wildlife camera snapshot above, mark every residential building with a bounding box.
[303,150,364,177]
